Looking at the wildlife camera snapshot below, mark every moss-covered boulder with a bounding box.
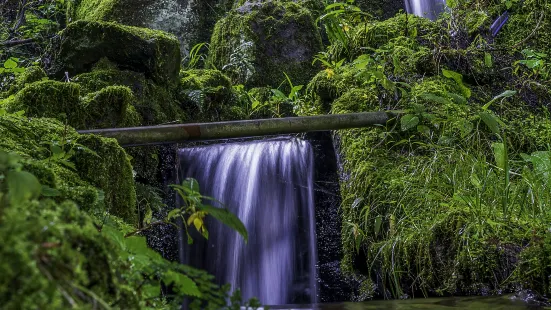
[0,198,139,308]
[46,20,181,85]
[207,1,323,88]
[0,115,137,224]
[3,80,140,129]
[74,64,186,125]
[179,69,247,121]
[67,0,233,57]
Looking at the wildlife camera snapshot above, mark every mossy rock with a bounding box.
[179,69,246,121]
[4,80,140,129]
[354,0,404,19]
[0,115,137,224]
[207,1,323,89]
[46,20,181,85]
[67,0,234,56]
[0,198,139,308]
[74,134,137,224]
[74,66,186,125]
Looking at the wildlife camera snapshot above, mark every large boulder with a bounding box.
[66,0,233,56]
[207,1,323,88]
[46,20,181,85]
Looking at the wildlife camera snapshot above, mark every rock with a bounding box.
[46,20,181,85]
[0,115,137,224]
[4,80,140,129]
[355,0,404,19]
[67,0,233,57]
[207,1,323,89]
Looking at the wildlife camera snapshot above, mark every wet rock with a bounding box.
[207,1,323,89]
[67,0,233,56]
[46,20,181,85]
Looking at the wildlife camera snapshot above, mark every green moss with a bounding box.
[82,85,142,128]
[75,67,186,125]
[0,198,139,308]
[207,1,323,88]
[0,115,137,223]
[5,80,142,130]
[4,66,48,96]
[354,0,404,20]
[47,20,181,85]
[179,69,247,121]
[74,134,137,224]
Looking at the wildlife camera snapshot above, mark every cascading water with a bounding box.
[177,138,318,305]
[405,0,446,20]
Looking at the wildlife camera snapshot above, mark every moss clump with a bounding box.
[0,198,139,308]
[207,1,323,88]
[4,80,141,130]
[0,115,137,223]
[354,0,404,20]
[46,20,181,85]
[74,134,137,224]
[82,86,141,128]
[75,66,186,125]
[179,69,247,121]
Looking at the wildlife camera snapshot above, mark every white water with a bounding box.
[178,138,318,305]
[405,0,446,20]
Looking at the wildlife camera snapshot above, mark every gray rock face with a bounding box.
[68,0,233,56]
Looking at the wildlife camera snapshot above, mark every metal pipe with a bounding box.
[77,112,393,146]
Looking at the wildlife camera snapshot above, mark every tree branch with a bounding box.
[1,38,35,47]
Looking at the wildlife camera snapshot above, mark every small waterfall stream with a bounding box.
[177,138,318,305]
[405,0,446,20]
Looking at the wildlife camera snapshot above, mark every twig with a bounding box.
[510,11,545,50]
[12,0,29,32]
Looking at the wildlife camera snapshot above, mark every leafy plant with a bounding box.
[183,42,209,70]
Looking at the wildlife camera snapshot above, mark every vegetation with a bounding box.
[2,0,551,307]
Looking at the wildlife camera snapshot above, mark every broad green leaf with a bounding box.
[492,142,506,170]
[163,270,202,297]
[421,93,451,105]
[400,114,419,131]
[3,58,17,69]
[527,151,551,184]
[417,125,431,136]
[479,111,501,135]
[199,204,248,243]
[6,170,41,204]
[442,69,471,98]
[142,284,161,299]
[483,90,516,110]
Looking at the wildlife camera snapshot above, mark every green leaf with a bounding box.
[163,270,202,297]
[374,216,382,235]
[3,58,18,69]
[198,204,248,243]
[421,93,451,105]
[484,52,493,68]
[479,111,501,135]
[142,284,161,299]
[41,185,61,197]
[442,69,471,98]
[417,125,431,136]
[6,170,41,204]
[446,0,458,8]
[400,114,420,131]
[492,142,506,170]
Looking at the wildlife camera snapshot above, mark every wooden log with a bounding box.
[77,112,393,146]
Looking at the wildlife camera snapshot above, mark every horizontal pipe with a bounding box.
[77,112,393,146]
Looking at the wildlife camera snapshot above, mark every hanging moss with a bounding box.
[207,1,323,89]
[46,20,181,85]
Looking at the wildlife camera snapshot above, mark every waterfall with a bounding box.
[177,138,318,305]
[405,0,446,20]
